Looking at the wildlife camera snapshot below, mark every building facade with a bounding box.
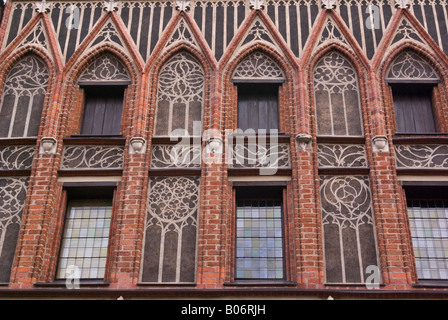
[0,0,447,299]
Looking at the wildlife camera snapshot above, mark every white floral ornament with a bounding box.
[34,0,51,14]
[103,0,119,12]
[175,0,191,11]
[321,0,336,10]
[395,0,411,9]
[249,0,265,10]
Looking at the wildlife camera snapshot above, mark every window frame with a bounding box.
[388,82,439,134]
[235,82,281,134]
[403,183,448,286]
[54,183,117,283]
[232,184,288,283]
[78,84,127,137]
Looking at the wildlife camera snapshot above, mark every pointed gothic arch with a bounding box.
[62,46,138,137]
[309,46,366,138]
[379,44,448,134]
[222,41,298,134]
[0,49,53,139]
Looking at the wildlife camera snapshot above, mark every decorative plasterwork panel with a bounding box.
[386,51,439,82]
[395,144,448,168]
[232,51,285,82]
[319,175,379,284]
[313,51,363,136]
[317,144,367,168]
[0,177,29,282]
[157,53,204,104]
[164,17,199,50]
[142,176,200,283]
[150,144,201,168]
[316,17,349,48]
[229,143,291,169]
[154,52,204,136]
[241,18,275,47]
[60,145,124,170]
[3,55,49,98]
[0,54,49,138]
[78,54,131,83]
[0,146,35,170]
[391,18,425,46]
[17,20,49,52]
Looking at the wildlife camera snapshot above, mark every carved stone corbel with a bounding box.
[372,135,389,153]
[295,133,313,152]
[39,137,57,155]
[129,137,147,155]
[205,136,223,155]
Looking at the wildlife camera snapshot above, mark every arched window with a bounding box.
[232,51,285,133]
[0,55,49,138]
[154,53,205,137]
[386,51,440,134]
[313,51,363,137]
[78,53,131,136]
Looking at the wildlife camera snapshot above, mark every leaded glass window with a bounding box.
[235,187,284,280]
[408,200,448,280]
[56,199,112,280]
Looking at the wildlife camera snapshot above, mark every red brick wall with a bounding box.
[0,7,447,298]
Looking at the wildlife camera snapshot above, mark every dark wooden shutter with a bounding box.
[237,83,279,132]
[392,83,437,133]
[81,86,125,135]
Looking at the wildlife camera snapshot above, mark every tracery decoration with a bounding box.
[319,175,379,284]
[0,146,35,170]
[154,52,205,136]
[165,19,196,48]
[61,145,124,169]
[232,51,284,82]
[229,143,291,169]
[241,20,275,46]
[391,19,424,45]
[0,177,29,259]
[0,55,49,138]
[320,175,374,229]
[313,51,363,136]
[317,18,348,47]
[317,144,367,168]
[386,51,439,82]
[78,54,131,83]
[143,176,200,283]
[19,21,48,49]
[394,144,448,168]
[150,144,201,168]
[157,53,204,104]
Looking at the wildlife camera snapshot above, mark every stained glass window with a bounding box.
[408,200,448,280]
[56,200,112,280]
[235,199,284,280]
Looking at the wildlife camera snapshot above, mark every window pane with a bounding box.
[408,200,448,280]
[56,200,112,280]
[392,84,436,134]
[81,86,124,135]
[237,83,279,132]
[235,199,284,280]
